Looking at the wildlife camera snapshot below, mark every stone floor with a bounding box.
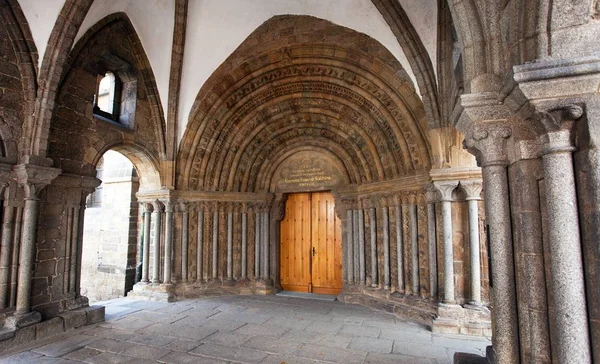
[0,295,490,364]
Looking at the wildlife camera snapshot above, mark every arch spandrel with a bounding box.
[177,15,433,193]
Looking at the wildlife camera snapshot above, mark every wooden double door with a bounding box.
[280,192,342,294]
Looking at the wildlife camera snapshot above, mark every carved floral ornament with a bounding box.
[463,123,512,167]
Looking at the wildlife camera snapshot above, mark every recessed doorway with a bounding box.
[280,192,342,294]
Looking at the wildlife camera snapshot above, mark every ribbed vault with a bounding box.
[178,15,432,192]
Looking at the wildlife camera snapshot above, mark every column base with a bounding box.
[255,279,275,295]
[127,282,175,302]
[432,303,492,336]
[5,311,41,329]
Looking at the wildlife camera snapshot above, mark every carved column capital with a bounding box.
[536,105,583,155]
[460,179,483,201]
[423,184,438,204]
[151,199,164,212]
[12,163,61,200]
[433,181,459,202]
[463,122,512,167]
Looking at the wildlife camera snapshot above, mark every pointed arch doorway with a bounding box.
[280,191,343,295]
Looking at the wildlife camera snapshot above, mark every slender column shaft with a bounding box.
[346,210,354,283]
[15,198,39,315]
[241,213,247,279]
[482,165,519,363]
[69,206,80,293]
[63,208,73,294]
[212,211,218,280]
[467,199,481,303]
[353,210,359,282]
[151,204,162,283]
[227,212,233,280]
[382,206,390,289]
[255,212,260,278]
[410,204,419,295]
[358,209,365,285]
[182,209,189,282]
[395,205,404,291]
[141,207,151,283]
[440,200,454,303]
[163,203,174,284]
[370,207,378,286]
[543,145,591,362]
[0,203,14,309]
[197,209,204,282]
[262,212,269,280]
[10,207,22,307]
[74,202,85,295]
[427,203,437,298]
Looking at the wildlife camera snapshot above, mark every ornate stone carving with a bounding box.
[536,105,583,154]
[12,164,61,200]
[460,180,483,201]
[463,123,512,167]
[433,181,459,202]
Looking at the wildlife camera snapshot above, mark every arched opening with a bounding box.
[80,150,139,302]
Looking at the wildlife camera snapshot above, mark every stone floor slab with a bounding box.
[32,335,100,357]
[348,337,394,354]
[190,342,269,363]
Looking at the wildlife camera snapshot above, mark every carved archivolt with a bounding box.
[178,17,432,193]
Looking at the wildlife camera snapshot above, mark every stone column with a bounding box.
[382,205,390,290]
[227,211,233,281]
[255,211,260,279]
[261,211,270,281]
[352,209,360,283]
[0,186,13,309]
[197,207,204,282]
[163,201,174,284]
[151,200,163,283]
[13,164,60,317]
[358,209,366,285]
[212,210,218,280]
[369,207,378,287]
[181,204,189,282]
[434,181,458,303]
[461,180,483,305]
[346,209,354,283]
[409,197,419,295]
[141,203,152,283]
[241,212,247,279]
[395,204,404,292]
[424,186,438,299]
[464,123,519,363]
[538,106,591,362]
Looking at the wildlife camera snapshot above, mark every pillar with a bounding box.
[382,206,390,290]
[151,200,163,283]
[181,204,189,282]
[424,186,437,298]
[227,211,233,281]
[261,211,269,281]
[346,209,354,283]
[352,209,360,283]
[434,181,458,303]
[0,186,13,309]
[140,203,151,283]
[369,207,377,287]
[464,123,519,363]
[461,180,483,304]
[395,205,404,292]
[241,212,247,279]
[539,106,591,362]
[163,201,174,284]
[212,210,218,280]
[409,198,419,295]
[13,164,60,316]
[358,209,366,285]
[255,211,260,279]
[197,207,204,282]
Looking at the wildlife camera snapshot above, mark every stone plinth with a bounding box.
[432,303,491,337]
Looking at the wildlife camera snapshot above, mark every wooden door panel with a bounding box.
[280,192,342,294]
[311,192,342,294]
[280,193,311,292]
